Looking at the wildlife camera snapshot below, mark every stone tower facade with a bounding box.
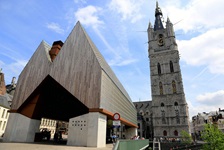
[147,2,189,138]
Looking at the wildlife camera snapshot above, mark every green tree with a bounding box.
[180,130,192,144]
[201,124,224,150]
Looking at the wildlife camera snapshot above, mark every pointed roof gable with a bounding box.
[154,1,164,30]
[77,22,132,101]
[12,21,133,112]
[11,41,52,109]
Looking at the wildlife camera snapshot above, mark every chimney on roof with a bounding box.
[11,77,16,87]
[0,71,6,95]
[49,40,64,61]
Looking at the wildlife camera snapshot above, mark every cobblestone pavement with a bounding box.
[0,142,113,150]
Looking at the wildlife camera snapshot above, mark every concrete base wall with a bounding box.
[3,113,40,142]
[67,112,107,147]
[125,127,137,139]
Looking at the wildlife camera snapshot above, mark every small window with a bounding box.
[2,109,5,118]
[161,103,165,111]
[163,130,167,136]
[174,102,178,106]
[174,130,178,136]
[5,112,8,119]
[174,102,179,110]
[2,121,6,130]
[157,63,161,75]
[139,110,144,116]
[170,61,174,73]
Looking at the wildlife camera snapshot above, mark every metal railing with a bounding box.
[113,139,149,150]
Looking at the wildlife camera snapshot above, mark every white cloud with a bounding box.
[188,90,224,119]
[163,0,224,32]
[74,0,86,3]
[196,90,224,105]
[109,58,138,66]
[74,6,137,67]
[46,22,64,34]
[188,100,218,119]
[108,0,144,23]
[178,27,224,74]
[75,5,103,28]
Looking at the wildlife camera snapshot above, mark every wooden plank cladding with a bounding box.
[10,21,137,127]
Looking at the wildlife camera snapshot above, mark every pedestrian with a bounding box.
[112,134,116,144]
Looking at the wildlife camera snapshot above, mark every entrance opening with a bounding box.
[17,75,89,144]
[36,117,69,144]
[18,75,89,121]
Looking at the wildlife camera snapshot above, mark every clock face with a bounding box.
[157,34,164,46]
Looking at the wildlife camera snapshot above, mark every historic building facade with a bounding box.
[147,2,190,138]
[0,70,16,136]
[133,101,153,139]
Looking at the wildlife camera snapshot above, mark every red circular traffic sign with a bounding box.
[113,113,120,120]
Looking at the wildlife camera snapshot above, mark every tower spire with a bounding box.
[154,1,164,30]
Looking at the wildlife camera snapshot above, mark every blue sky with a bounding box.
[1,0,224,119]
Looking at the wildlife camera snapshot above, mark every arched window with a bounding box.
[174,102,179,110]
[139,110,144,116]
[161,103,165,111]
[145,111,149,115]
[170,61,174,73]
[172,80,177,93]
[157,63,161,75]
[159,82,163,95]
[174,102,178,106]
[174,130,178,136]
[163,130,167,136]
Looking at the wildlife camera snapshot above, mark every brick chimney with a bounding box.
[0,69,6,95]
[49,40,64,61]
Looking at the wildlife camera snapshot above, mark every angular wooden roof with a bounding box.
[10,21,136,126]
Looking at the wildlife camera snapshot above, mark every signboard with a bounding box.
[113,120,121,126]
[113,113,120,120]
[113,113,121,127]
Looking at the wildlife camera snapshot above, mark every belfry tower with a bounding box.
[147,2,189,138]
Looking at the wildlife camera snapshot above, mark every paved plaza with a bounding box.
[0,142,113,150]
